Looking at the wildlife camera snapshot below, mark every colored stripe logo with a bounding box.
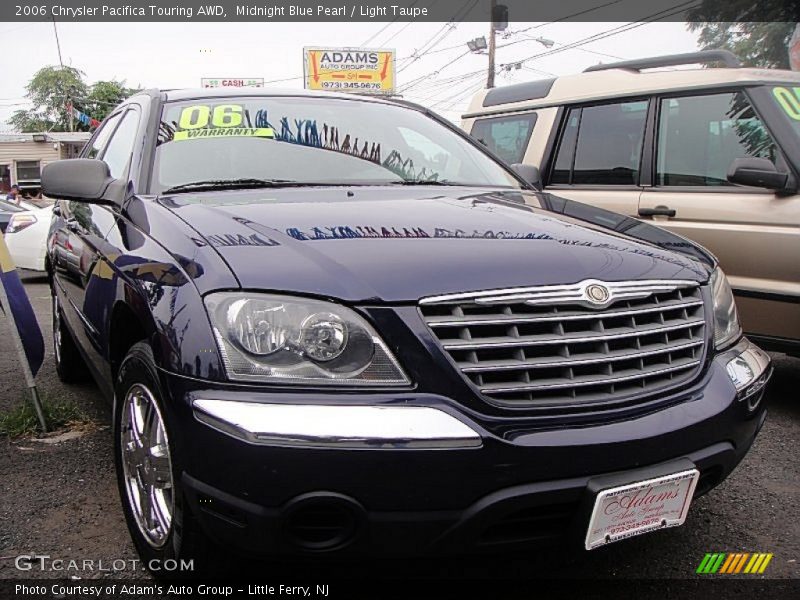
[696,553,773,574]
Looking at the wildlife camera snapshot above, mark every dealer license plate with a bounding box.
[585,469,699,550]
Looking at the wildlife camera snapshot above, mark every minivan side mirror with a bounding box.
[42,159,115,203]
[511,163,542,190]
[727,157,790,192]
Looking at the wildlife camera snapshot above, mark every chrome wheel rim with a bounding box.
[120,383,174,548]
[52,293,62,365]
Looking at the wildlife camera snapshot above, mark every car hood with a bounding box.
[158,187,712,303]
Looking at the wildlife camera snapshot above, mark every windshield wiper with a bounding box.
[385,180,463,186]
[161,178,302,194]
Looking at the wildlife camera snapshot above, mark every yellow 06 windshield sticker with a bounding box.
[773,86,800,121]
[174,104,274,140]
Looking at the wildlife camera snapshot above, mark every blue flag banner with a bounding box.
[0,231,44,377]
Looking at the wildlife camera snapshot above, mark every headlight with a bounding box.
[710,268,742,350]
[204,292,409,385]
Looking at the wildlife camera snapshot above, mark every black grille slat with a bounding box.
[420,283,706,407]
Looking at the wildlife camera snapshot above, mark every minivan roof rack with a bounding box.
[583,49,742,73]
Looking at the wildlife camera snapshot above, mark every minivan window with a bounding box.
[550,108,580,184]
[85,112,121,159]
[101,110,140,179]
[471,113,537,165]
[549,100,648,186]
[656,92,778,186]
[152,97,520,192]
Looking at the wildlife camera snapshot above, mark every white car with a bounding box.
[4,205,52,271]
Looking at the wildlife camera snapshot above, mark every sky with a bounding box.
[0,19,700,128]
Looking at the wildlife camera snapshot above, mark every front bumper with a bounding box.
[164,338,771,556]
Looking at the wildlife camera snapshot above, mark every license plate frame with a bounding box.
[585,468,699,550]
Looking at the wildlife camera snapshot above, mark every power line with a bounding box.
[423,40,471,56]
[359,0,422,47]
[508,0,629,35]
[411,69,486,104]
[0,22,40,35]
[360,21,398,47]
[430,76,487,111]
[501,1,702,70]
[396,1,636,86]
[372,0,434,47]
[397,0,481,74]
[408,0,702,114]
[398,49,473,93]
[380,21,414,47]
[497,34,626,61]
[522,65,557,77]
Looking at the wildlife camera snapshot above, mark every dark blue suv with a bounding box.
[42,88,771,569]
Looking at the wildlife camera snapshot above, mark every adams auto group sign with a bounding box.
[303,47,395,95]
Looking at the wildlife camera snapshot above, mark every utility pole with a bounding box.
[52,17,72,131]
[487,0,496,89]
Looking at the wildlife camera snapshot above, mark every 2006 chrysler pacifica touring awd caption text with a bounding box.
[41,88,772,568]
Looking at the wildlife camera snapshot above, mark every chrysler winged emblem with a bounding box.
[584,283,611,305]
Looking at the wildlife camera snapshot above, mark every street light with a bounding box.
[533,36,555,49]
[467,37,488,53]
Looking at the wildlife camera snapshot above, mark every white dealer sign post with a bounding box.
[201,78,265,88]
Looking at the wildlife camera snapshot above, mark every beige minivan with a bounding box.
[462,50,800,355]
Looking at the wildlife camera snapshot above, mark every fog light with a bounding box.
[726,356,755,390]
[724,341,771,410]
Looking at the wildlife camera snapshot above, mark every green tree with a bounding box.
[686,1,798,69]
[84,80,140,122]
[8,65,88,132]
[7,67,140,132]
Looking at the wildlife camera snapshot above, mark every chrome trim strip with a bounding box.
[427,299,704,327]
[192,400,482,450]
[67,295,100,337]
[481,360,701,394]
[460,340,704,372]
[421,279,700,308]
[442,319,705,350]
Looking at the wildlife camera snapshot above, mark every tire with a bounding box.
[51,288,90,383]
[114,341,219,578]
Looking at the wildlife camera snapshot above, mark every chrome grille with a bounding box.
[420,280,706,407]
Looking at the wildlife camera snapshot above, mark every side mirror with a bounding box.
[727,157,790,191]
[511,163,542,191]
[42,159,114,203]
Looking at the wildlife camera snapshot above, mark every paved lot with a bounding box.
[0,272,798,581]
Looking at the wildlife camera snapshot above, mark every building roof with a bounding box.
[0,131,91,144]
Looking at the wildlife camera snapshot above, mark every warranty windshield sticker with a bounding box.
[773,86,800,121]
[172,104,275,140]
[173,127,275,140]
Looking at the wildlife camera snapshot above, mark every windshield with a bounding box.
[152,96,520,193]
[771,85,800,139]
